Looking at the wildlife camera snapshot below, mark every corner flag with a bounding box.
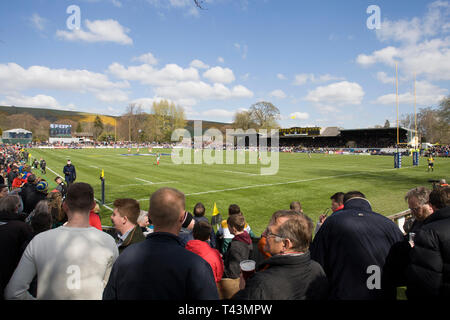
[211,202,222,227]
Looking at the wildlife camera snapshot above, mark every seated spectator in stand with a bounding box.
[289,201,303,213]
[314,192,344,235]
[193,202,216,248]
[0,195,33,300]
[185,221,224,283]
[89,203,102,231]
[382,187,433,299]
[103,187,218,300]
[223,214,253,279]
[217,204,256,254]
[111,198,145,254]
[137,210,152,237]
[47,190,67,228]
[5,182,119,300]
[310,191,404,300]
[233,210,329,300]
[406,187,450,299]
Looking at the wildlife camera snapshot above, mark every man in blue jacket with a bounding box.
[103,187,219,300]
[310,191,404,300]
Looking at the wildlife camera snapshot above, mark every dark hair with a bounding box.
[193,220,212,241]
[330,192,345,204]
[429,187,450,210]
[228,204,241,216]
[113,198,141,225]
[227,213,246,232]
[65,182,94,213]
[343,191,366,203]
[193,202,206,217]
[289,201,302,212]
[0,184,7,191]
[54,176,62,182]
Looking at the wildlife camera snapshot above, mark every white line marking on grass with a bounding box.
[135,177,153,184]
[120,181,178,187]
[222,170,261,176]
[133,165,415,201]
[90,165,99,169]
[46,166,60,177]
[94,198,114,211]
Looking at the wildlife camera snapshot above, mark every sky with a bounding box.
[0,0,449,129]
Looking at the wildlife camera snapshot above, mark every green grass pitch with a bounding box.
[26,148,450,236]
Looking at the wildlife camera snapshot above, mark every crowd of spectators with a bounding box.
[1,143,449,301]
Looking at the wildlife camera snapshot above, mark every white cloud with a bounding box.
[108,62,199,86]
[269,89,287,99]
[376,1,450,44]
[277,73,286,80]
[95,90,129,102]
[202,108,235,119]
[30,13,47,31]
[289,112,309,120]
[293,73,345,86]
[373,80,448,106]
[1,94,60,109]
[376,71,395,84]
[56,19,133,45]
[217,57,225,63]
[190,59,209,69]
[203,66,235,84]
[305,81,365,106]
[0,63,128,94]
[132,52,158,65]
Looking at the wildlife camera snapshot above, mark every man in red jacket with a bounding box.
[185,221,224,283]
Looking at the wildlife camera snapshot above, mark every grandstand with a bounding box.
[279,126,415,148]
[1,128,32,144]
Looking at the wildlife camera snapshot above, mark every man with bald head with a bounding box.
[103,187,219,300]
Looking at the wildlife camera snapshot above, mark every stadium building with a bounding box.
[1,128,32,144]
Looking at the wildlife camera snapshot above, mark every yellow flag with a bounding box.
[101,169,104,178]
[290,115,296,119]
[212,202,219,216]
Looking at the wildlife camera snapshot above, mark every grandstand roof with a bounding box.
[3,128,32,134]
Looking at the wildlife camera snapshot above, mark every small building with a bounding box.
[1,128,33,144]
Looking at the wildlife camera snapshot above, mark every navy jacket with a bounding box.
[63,164,76,183]
[103,232,219,300]
[310,198,404,300]
[406,206,450,299]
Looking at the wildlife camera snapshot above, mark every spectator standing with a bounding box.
[89,203,102,231]
[217,204,255,254]
[110,198,145,254]
[223,214,253,279]
[233,210,328,300]
[185,221,224,283]
[5,182,119,300]
[0,195,33,300]
[310,191,404,300]
[193,202,216,248]
[63,160,76,187]
[314,192,344,235]
[406,187,450,299]
[53,176,67,198]
[103,187,218,300]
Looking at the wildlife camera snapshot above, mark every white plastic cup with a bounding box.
[240,260,256,281]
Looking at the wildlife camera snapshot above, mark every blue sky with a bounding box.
[0,0,448,129]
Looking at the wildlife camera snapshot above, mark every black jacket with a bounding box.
[223,231,252,279]
[310,198,404,300]
[103,232,219,300]
[0,210,33,300]
[233,252,329,300]
[406,206,450,299]
[21,186,47,215]
[63,164,76,183]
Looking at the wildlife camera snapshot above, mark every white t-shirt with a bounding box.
[5,226,119,300]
